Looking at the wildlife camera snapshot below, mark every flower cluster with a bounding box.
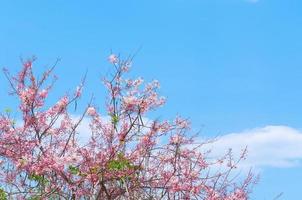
[0,55,255,199]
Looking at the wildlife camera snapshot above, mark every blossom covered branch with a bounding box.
[0,55,255,199]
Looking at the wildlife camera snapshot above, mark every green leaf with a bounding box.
[4,108,11,113]
[28,174,48,185]
[108,154,132,171]
[111,114,119,126]
[68,165,80,175]
[27,196,40,200]
[29,174,43,181]
[0,188,7,200]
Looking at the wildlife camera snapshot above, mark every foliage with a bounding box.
[0,188,7,200]
[0,55,255,199]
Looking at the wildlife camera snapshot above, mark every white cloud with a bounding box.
[203,126,302,169]
[71,115,302,169]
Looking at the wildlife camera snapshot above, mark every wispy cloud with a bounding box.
[204,126,302,169]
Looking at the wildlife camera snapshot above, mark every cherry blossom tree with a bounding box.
[0,55,255,199]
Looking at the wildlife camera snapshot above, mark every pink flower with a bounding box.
[170,134,183,145]
[133,77,144,87]
[121,64,130,72]
[175,117,190,129]
[75,86,82,97]
[123,96,139,110]
[87,106,97,116]
[23,61,32,68]
[108,54,118,64]
[57,96,69,110]
[39,89,48,98]
[226,189,247,200]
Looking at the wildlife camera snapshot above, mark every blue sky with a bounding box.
[1,0,302,199]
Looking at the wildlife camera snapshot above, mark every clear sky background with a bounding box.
[1,0,302,199]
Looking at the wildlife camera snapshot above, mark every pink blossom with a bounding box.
[175,116,190,129]
[226,189,247,200]
[108,54,118,64]
[23,60,32,68]
[170,134,183,145]
[121,64,130,72]
[87,106,97,116]
[57,96,69,109]
[39,89,48,98]
[123,96,139,110]
[75,86,82,97]
[0,56,254,199]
